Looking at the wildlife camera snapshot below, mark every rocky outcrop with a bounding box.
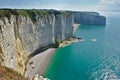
[32,74,49,80]
[73,12,106,25]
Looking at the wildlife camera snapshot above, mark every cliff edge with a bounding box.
[0,9,74,75]
[0,9,106,76]
[73,11,106,25]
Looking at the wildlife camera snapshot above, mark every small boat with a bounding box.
[91,39,97,42]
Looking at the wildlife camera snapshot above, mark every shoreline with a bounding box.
[25,24,81,79]
[73,24,80,32]
[59,37,85,48]
[25,48,56,80]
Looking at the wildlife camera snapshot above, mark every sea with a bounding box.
[44,13,120,80]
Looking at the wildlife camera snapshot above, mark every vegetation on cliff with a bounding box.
[54,39,61,48]
[0,66,29,80]
[0,9,48,23]
[0,9,67,23]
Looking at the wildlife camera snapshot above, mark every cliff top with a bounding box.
[0,9,101,19]
[0,9,71,23]
[0,9,106,25]
[0,9,60,17]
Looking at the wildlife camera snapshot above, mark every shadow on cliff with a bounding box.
[28,44,57,58]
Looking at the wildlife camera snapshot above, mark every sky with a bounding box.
[0,0,120,13]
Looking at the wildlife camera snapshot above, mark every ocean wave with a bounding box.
[89,54,120,80]
[90,69,120,80]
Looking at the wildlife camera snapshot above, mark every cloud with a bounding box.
[98,0,120,12]
[35,4,100,12]
[100,0,120,5]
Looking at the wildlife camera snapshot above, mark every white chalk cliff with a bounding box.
[0,9,106,75]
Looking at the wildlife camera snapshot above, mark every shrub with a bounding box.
[54,39,60,48]
[0,66,29,80]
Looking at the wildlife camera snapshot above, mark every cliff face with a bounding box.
[0,9,106,75]
[74,12,106,25]
[0,10,73,75]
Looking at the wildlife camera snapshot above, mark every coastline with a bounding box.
[25,48,56,79]
[59,37,85,48]
[59,24,84,48]
[25,24,81,79]
[73,24,80,32]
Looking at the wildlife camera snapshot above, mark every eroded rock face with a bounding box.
[74,12,106,25]
[0,16,28,74]
[0,11,73,75]
[0,10,106,75]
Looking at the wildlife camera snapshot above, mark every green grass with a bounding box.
[0,66,29,80]
[0,9,49,23]
[54,39,61,48]
[0,9,70,23]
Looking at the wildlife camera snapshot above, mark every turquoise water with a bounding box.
[44,13,120,80]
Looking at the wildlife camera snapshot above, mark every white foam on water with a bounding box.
[90,69,120,80]
[89,54,120,80]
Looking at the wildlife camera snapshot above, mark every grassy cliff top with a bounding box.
[0,9,65,18]
[0,66,29,80]
[0,9,69,23]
